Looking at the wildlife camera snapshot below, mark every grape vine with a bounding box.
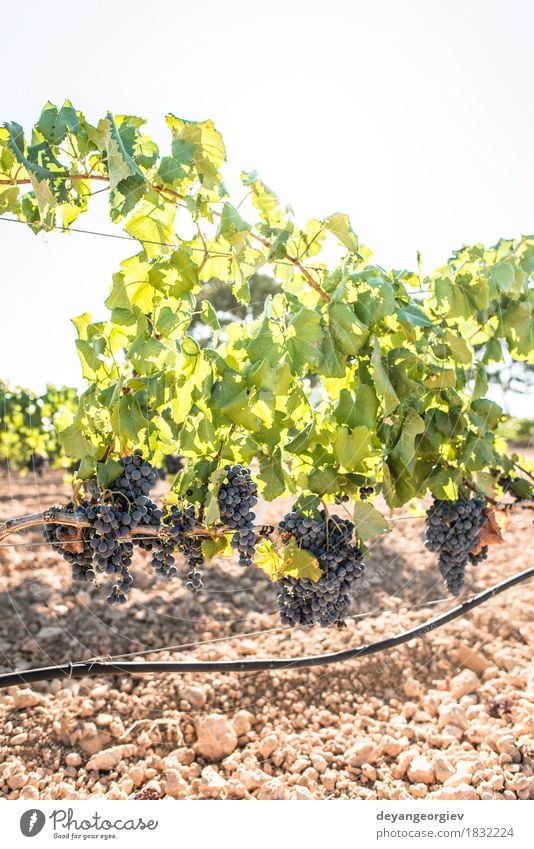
[0,101,532,628]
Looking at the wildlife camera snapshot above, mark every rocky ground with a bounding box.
[0,471,532,801]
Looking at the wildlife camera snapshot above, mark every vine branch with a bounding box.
[1,173,331,303]
[0,509,275,545]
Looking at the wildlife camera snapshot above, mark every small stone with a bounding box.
[450,669,480,699]
[233,767,266,791]
[232,710,254,737]
[19,786,39,800]
[382,735,410,756]
[11,733,28,745]
[258,734,278,759]
[12,688,41,708]
[310,752,328,773]
[180,685,206,709]
[433,784,478,800]
[433,753,455,783]
[195,714,238,762]
[438,702,468,729]
[294,785,314,799]
[290,758,309,774]
[79,731,112,755]
[65,753,82,768]
[129,766,145,787]
[95,713,113,727]
[321,770,338,791]
[403,678,423,698]
[257,778,287,800]
[455,644,490,675]
[7,772,27,790]
[196,766,226,799]
[86,744,134,772]
[407,756,435,785]
[163,769,188,799]
[346,739,380,767]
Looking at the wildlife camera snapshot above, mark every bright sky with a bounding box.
[1,0,533,415]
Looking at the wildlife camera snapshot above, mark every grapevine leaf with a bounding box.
[216,202,251,241]
[281,538,322,581]
[286,309,324,373]
[334,426,371,472]
[57,423,93,460]
[371,338,399,416]
[97,459,124,487]
[443,330,472,364]
[201,300,221,332]
[258,449,286,500]
[201,535,233,560]
[36,100,79,145]
[254,539,284,581]
[204,468,229,525]
[328,302,369,356]
[396,303,434,327]
[353,501,390,541]
[324,212,359,253]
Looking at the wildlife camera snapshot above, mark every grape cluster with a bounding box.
[217,464,258,567]
[276,509,365,628]
[44,510,95,584]
[43,453,188,604]
[359,486,374,501]
[424,497,488,595]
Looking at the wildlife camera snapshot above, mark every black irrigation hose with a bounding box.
[0,566,533,689]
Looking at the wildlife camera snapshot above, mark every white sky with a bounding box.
[1,0,533,414]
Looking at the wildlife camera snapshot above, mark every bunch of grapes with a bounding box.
[217,464,258,567]
[424,497,488,595]
[44,509,96,584]
[359,485,374,501]
[276,509,365,628]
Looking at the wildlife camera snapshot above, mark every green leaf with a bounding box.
[334,426,371,471]
[396,303,434,327]
[201,535,233,561]
[328,302,369,356]
[444,329,472,364]
[472,362,488,400]
[281,538,322,581]
[110,395,148,442]
[125,200,175,259]
[371,338,399,416]
[286,309,324,373]
[201,300,221,332]
[258,449,286,500]
[390,407,424,467]
[353,501,390,541]
[216,202,251,241]
[97,459,124,487]
[324,212,359,253]
[499,298,533,360]
[471,399,502,430]
[490,262,515,293]
[204,468,229,525]
[308,467,343,495]
[428,468,461,500]
[58,423,93,459]
[36,100,79,145]
[254,539,284,580]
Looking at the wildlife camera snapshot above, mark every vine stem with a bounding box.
[2,174,331,304]
[0,509,272,544]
